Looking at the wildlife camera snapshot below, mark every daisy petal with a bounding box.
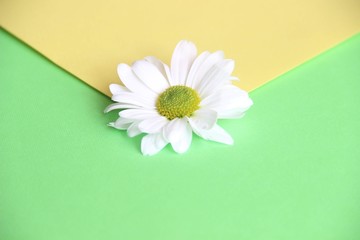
[127,121,142,137]
[112,92,155,109]
[138,116,169,134]
[144,56,173,84]
[141,133,168,156]
[117,64,157,99]
[171,123,192,154]
[109,84,128,95]
[164,118,192,154]
[186,51,210,87]
[132,60,169,93]
[111,117,133,130]
[119,109,159,120]
[189,108,218,130]
[171,40,197,86]
[192,51,224,90]
[188,121,234,145]
[197,64,231,98]
[216,109,246,119]
[104,103,140,113]
[218,59,235,75]
[163,118,183,142]
[201,85,253,119]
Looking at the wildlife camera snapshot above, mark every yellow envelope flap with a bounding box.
[1,0,359,96]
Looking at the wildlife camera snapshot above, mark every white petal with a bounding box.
[186,51,210,87]
[190,108,218,130]
[112,92,155,109]
[127,121,142,137]
[201,85,253,119]
[217,59,235,75]
[119,109,159,120]
[164,118,192,154]
[163,118,184,142]
[144,56,173,84]
[197,59,233,98]
[191,51,224,90]
[110,117,133,130]
[216,109,246,119]
[109,84,128,95]
[141,133,168,156]
[117,64,157,99]
[138,116,169,134]
[104,103,140,113]
[132,60,169,93]
[171,124,192,154]
[188,121,234,145]
[171,40,197,86]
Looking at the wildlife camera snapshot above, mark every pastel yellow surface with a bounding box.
[1,0,359,96]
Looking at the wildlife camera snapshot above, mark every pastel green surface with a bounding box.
[1,28,360,239]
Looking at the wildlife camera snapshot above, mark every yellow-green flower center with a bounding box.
[156,86,200,120]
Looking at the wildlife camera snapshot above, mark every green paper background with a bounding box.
[1,28,360,239]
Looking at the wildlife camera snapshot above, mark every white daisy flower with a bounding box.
[105,40,253,156]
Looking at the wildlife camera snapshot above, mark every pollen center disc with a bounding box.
[156,85,200,120]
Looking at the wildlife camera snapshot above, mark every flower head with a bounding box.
[105,40,253,156]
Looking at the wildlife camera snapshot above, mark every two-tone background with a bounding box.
[1,0,360,239]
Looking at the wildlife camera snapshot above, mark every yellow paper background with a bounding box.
[1,0,359,96]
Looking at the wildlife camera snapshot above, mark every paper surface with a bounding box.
[1,0,359,96]
[1,28,360,239]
